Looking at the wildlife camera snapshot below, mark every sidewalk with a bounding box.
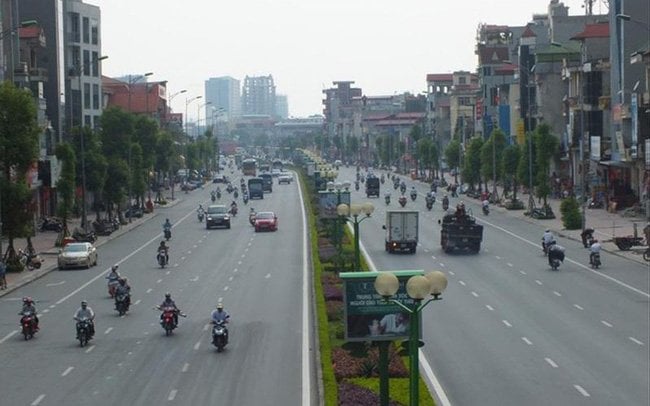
[429,175,649,265]
[0,191,183,297]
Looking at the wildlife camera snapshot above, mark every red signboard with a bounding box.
[475,98,483,121]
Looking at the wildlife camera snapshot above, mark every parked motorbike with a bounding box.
[18,249,42,271]
[39,216,63,232]
[589,252,601,269]
[398,196,407,208]
[20,311,38,340]
[76,318,92,347]
[93,219,114,236]
[212,320,229,352]
[115,293,130,316]
[643,248,650,262]
[73,227,97,243]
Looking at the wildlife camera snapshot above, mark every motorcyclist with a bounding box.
[547,241,565,268]
[230,201,238,215]
[163,218,172,239]
[355,180,360,191]
[542,229,555,253]
[157,241,169,264]
[455,201,466,218]
[589,239,602,265]
[197,204,205,215]
[114,277,131,309]
[442,195,449,210]
[410,186,417,196]
[482,199,490,213]
[106,265,121,297]
[211,303,230,324]
[159,293,180,327]
[73,300,95,338]
[20,297,39,330]
[384,192,391,205]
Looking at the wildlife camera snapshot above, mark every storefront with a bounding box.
[599,161,636,209]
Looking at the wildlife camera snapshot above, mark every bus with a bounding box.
[242,159,257,176]
[259,163,271,174]
[248,177,264,199]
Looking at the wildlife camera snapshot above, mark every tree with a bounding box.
[502,144,521,202]
[55,143,76,232]
[480,128,507,193]
[462,137,483,190]
[534,124,559,206]
[444,139,460,183]
[517,132,536,197]
[0,82,40,263]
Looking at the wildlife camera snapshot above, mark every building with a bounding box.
[102,76,168,119]
[275,94,288,119]
[242,75,276,117]
[322,81,362,159]
[450,71,480,143]
[274,116,323,139]
[204,76,241,125]
[426,73,454,162]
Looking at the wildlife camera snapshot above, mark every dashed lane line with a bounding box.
[470,291,479,297]
[85,345,95,353]
[134,299,141,305]
[545,358,558,368]
[535,280,543,286]
[168,389,178,401]
[553,291,562,297]
[573,385,590,397]
[104,327,113,335]
[522,337,533,345]
[601,320,613,328]
[485,305,494,311]
[629,337,644,345]
[223,286,229,291]
[458,281,466,286]
[61,366,74,377]
[502,320,512,327]
[0,330,18,344]
[182,363,189,373]
[573,304,584,310]
[193,341,201,351]
[265,273,271,279]
[146,288,153,294]
[31,394,45,406]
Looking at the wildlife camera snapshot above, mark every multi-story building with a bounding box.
[450,71,480,142]
[426,73,453,161]
[322,81,362,159]
[204,76,241,125]
[102,76,168,117]
[275,94,288,119]
[242,75,276,117]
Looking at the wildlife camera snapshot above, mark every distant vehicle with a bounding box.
[260,173,273,193]
[254,211,278,232]
[248,178,264,199]
[271,168,281,177]
[278,174,293,185]
[365,176,380,198]
[212,175,228,184]
[334,159,342,169]
[242,159,257,177]
[205,205,231,229]
[272,159,283,172]
[58,242,98,269]
[259,163,271,174]
[439,212,483,253]
[383,211,418,254]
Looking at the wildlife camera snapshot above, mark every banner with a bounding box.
[318,191,350,219]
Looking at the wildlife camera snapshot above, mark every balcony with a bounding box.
[29,67,48,82]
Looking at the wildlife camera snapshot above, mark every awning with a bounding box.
[598,160,632,167]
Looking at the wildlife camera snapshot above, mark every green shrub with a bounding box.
[560,197,582,229]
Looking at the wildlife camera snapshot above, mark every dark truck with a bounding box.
[365,176,380,198]
[439,213,483,253]
[248,177,264,199]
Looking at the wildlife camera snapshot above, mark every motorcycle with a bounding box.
[589,252,601,269]
[216,191,222,200]
[355,181,360,191]
[384,195,391,206]
[20,311,37,340]
[380,175,385,184]
[211,193,216,203]
[234,190,239,199]
[18,249,42,271]
[442,197,449,211]
[73,227,97,243]
[482,204,490,216]
[547,245,565,271]
[230,206,238,217]
[157,252,168,268]
[400,184,406,195]
[76,318,92,347]
[157,306,183,336]
[249,210,257,226]
[107,279,119,298]
[115,293,130,316]
[581,228,595,248]
[164,228,171,241]
[425,198,433,211]
[243,194,249,205]
[212,320,229,352]
[393,181,399,190]
[398,196,407,208]
[410,191,417,202]
[39,216,63,232]
[198,212,204,222]
[542,239,556,256]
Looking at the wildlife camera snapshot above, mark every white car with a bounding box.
[58,242,98,270]
[278,174,293,184]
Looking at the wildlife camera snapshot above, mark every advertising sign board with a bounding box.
[318,191,350,219]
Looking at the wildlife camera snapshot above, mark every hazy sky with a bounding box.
[90,0,600,120]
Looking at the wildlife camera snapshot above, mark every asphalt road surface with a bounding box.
[342,167,649,406]
[0,170,315,406]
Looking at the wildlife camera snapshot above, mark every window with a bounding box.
[93,115,100,129]
[459,76,467,85]
[92,84,99,109]
[91,19,98,45]
[84,115,92,127]
[92,52,99,77]
[83,50,90,75]
[82,17,90,43]
[70,13,80,42]
[71,46,80,72]
[84,83,91,109]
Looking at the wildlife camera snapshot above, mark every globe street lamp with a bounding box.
[374,270,448,406]
[185,95,203,137]
[337,202,375,272]
[198,101,213,138]
[327,180,351,261]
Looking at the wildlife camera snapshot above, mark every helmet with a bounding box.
[593,239,598,243]
[165,293,171,299]
[119,278,126,285]
[545,229,550,233]
[165,218,170,222]
[81,300,88,306]
[112,264,119,271]
[217,303,224,310]
[23,296,29,303]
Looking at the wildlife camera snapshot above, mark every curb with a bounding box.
[0,213,157,298]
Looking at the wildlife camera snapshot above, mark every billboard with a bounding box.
[340,270,423,342]
[318,190,350,219]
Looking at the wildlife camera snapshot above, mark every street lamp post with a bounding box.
[336,202,374,272]
[375,271,449,406]
[126,72,154,223]
[185,96,203,137]
[327,179,350,261]
[198,101,213,138]
[73,55,108,231]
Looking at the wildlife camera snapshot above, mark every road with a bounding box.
[0,171,315,406]
[342,167,649,406]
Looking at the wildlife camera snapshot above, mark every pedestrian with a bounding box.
[0,259,6,290]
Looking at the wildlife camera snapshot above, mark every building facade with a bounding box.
[204,76,241,125]
[241,75,276,117]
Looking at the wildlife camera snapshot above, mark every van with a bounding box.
[260,173,273,193]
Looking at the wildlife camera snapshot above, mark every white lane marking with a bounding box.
[545,358,558,368]
[46,281,66,287]
[223,286,229,291]
[495,256,502,260]
[241,254,245,258]
[522,337,533,345]
[49,305,56,309]
[448,271,455,276]
[156,279,162,284]
[61,366,74,376]
[601,320,613,328]
[189,276,199,282]
[471,291,479,297]
[146,288,153,293]
[431,255,436,260]
[193,245,197,248]
[553,291,562,297]
[439,263,446,268]
[458,280,466,286]
[42,309,50,313]
[166,271,170,275]
[85,345,95,353]
[31,394,45,406]
[535,280,543,286]
[298,174,313,406]
[476,217,650,298]
[248,242,252,247]
[193,341,201,350]
[134,299,141,305]
[203,324,210,331]
[244,247,249,252]
[187,251,192,254]
[419,351,452,406]
[265,273,271,279]
[573,304,584,310]
[174,264,179,268]
[168,389,178,401]
[104,327,113,335]
[502,320,512,327]
[218,296,223,302]
[520,270,527,275]
[486,305,494,311]
[181,256,186,260]
[182,363,189,373]
[574,385,590,397]
[629,337,644,345]
[233,268,238,273]
[238,261,242,265]
[0,330,18,344]
[424,248,429,253]
[507,263,513,267]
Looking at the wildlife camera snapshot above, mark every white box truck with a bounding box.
[383,211,419,254]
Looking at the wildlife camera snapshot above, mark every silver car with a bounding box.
[58,242,98,270]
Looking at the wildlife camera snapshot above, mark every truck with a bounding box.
[383,211,419,254]
[248,178,264,199]
[365,176,380,198]
[438,213,483,253]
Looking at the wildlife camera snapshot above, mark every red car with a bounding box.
[254,211,278,232]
